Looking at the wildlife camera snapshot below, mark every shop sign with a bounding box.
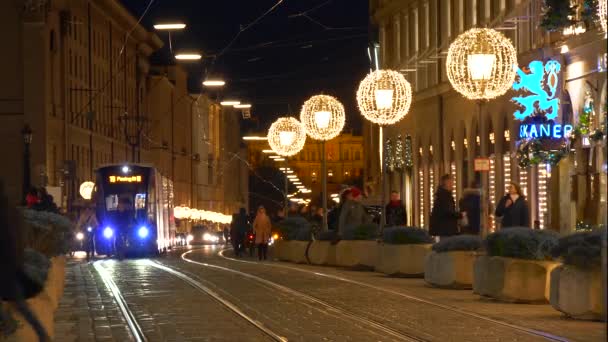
[512,60,561,121]
[519,123,573,139]
[474,158,491,172]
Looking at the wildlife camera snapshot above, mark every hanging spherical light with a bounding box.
[267,117,307,157]
[446,28,517,100]
[300,95,345,141]
[356,69,412,125]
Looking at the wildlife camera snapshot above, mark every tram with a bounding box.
[94,164,175,257]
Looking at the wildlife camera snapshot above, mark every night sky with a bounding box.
[120,0,371,134]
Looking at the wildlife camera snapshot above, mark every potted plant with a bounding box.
[549,228,606,321]
[425,235,482,288]
[307,230,339,266]
[335,223,380,270]
[273,217,311,263]
[376,227,434,277]
[474,227,560,303]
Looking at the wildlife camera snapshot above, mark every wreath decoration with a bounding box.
[515,114,571,168]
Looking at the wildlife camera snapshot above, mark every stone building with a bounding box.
[368,0,607,233]
[0,0,248,227]
[247,132,365,208]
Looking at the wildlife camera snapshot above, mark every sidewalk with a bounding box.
[53,259,133,342]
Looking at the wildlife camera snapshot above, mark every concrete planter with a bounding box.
[307,241,337,266]
[424,251,477,289]
[473,256,560,303]
[335,240,379,270]
[376,244,432,277]
[273,240,310,263]
[5,256,66,341]
[550,265,606,321]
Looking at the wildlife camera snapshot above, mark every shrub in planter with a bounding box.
[383,227,434,244]
[341,223,380,240]
[426,235,482,289]
[21,209,73,256]
[474,227,561,303]
[377,227,433,277]
[549,229,606,321]
[485,227,558,260]
[275,217,312,241]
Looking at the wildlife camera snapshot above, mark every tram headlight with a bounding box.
[103,227,114,239]
[87,226,93,232]
[76,232,84,240]
[138,226,149,239]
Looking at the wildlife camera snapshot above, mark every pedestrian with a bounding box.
[253,206,272,261]
[338,187,371,236]
[231,208,249,257]
[459,182,481,235]
[76,207,98,262]
[312,207,323,226]
[429,175,461,240]
[495,182,530,228]
[223,226,230,245]
[327,188,350,231]
[385,191,407,227]
[35,187,58,213]
[25,187,39,208]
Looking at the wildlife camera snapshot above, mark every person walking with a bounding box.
[385,191,407,227]
[495,182,530,228]
[76,207,98,262]
[253,206,272,261]
[231,208,249,257]
[338,187,371,236]
[429,175,461,240]
[459,182,481,235]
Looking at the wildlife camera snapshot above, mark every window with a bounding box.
[446,0,452,38]
[355,151,361,160]
[471,0,478,27]
[393,15,400,63]
[402,14,409,59]
[106,195,118,211]
[50,30,55,52]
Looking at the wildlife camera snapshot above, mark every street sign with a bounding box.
[474,158,491,172]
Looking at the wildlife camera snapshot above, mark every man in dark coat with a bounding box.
[495,182,530,228]
[385,191,407,227]
[230,208,250,257]
[459,182,481,235]
[429,174,460,239]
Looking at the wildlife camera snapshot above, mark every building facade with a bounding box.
[247,133,365,208]
[369,0,607,233]
[0,0,248,230]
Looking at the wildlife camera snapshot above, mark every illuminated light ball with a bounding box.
[446,28,517,100]
[300,95,345,141]
[356,69,412,125]
[79,181,95,200]
[267,117,307,157]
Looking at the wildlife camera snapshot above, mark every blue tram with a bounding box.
[94,164,175,256]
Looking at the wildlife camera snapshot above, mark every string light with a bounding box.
[356,69,413,125]
[300,95,345,141]
[489,156,496,232]
[429,167,435,210]
[267,117,307,157]
[519,168,528,197]
[504,130,510,142]
[404,135,413,169]
[600,0,607,33]
[419,169,425,227]
[173,206,232,224]
[394,135,405,171]
[446,28,517,100]
[538,163,549,229]
[450,162,457,200]
[503,154,511,193]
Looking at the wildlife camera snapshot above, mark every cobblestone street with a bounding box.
[53,246,607,341]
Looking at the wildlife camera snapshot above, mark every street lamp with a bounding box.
[446,27,517,236]
[21,124,33,203]
[268,117,307,216]
[357,70,412,232]
[300,95,345,231]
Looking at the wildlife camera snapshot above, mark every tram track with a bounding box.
[93,261,148,342]
[179,251,429,342]
[214,248,570,342]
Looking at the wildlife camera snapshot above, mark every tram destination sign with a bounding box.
[109,175,142,183]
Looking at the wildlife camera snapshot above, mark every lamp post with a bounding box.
[267,117,307,216]
[357,70,412,232]
[300,95,345,231]
[22,124,33,203]
[446,27,517,236]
